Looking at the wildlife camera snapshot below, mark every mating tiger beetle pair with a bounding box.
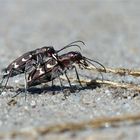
[0,40,105,99]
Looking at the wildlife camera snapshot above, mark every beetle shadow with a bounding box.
[15,80,101,96]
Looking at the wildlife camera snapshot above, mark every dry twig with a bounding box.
[87,66,140,77]
[60,76,140,92]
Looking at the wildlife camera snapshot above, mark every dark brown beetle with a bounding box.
[0,41,85,94]
[27,51,105,91]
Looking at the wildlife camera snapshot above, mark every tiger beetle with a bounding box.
[25,51,105,98]
[0,41,85,97]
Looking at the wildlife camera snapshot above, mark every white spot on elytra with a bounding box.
[28,76,32,82]
[12,62,19,68]
[22,58,28,62]
[5,70,10,75]
[52,54,57,60]
[46,64,54,68]
[38,68,45,75]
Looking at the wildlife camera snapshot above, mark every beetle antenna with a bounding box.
[57,40,86,53]
[83,57,105,81]
[84,57,106,72]
[66,40,85,46]
[57,44,81,53]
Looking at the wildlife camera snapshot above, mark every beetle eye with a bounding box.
[47,47,55,56]
[47,47,52,52]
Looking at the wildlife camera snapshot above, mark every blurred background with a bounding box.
[0,0,140,68]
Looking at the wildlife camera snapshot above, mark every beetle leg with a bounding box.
[58,76,64,93]
[59,76,68,99]
[64,71,75,93]
[51,79,56,95]
[11,90,21,98]
[0,76,5,88]
[73,65,83,88]
[24,70,28,100]
[0,69,12,94]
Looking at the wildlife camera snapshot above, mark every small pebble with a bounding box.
[104,123,110,128]
[7,99,17,106]
[105,90,110,94]
[24,106,29,111]
[30,100,36,108]
[96,97,101,101]
[127,96,132,100]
